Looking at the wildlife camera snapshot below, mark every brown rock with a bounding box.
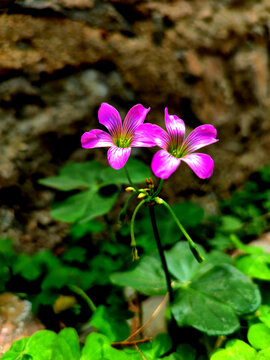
[0,293,44,355]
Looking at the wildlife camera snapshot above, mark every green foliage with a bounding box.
[90,305,130,342]
[207,166,270,251]
[2,328,79,360]
[112,242,261,335]
[248,324,270,350]
[81,333,130,360]
[69,220,104,239]
[3,163,270,359]
[39,159,150,224]
[38,161,103,191]
[111,255,167,295]
[123,333,172,360]
[210,339,256,360]
[257,305,270,328]
[231,235,270,280]
[0,331,170,360]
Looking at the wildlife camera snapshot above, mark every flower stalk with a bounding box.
[157,198,204,263]
[149,205,174,303]
[130,199,146,260]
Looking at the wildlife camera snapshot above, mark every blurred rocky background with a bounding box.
[0,0,270,251]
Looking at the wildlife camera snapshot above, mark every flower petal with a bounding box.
[132,123,168,148]
[98,103,122,137]
[123,104,150,135]
[184,125,218,153]
[182,153,214,179]
[107,146,131,170]
[151,149,181,179]
[165,108,185,145]
[81,129,113,148]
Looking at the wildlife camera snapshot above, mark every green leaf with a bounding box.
[210,339,256,360]
[69,220,104,239]
[112,242,260,335]
[257,305,270,328]
[42,266,93,291]
[25,330,57,360]
[171,260,261,335]
[193,264,261,315]
[51,189,94,223]
[2,337,29,360]
[110,255,167,296]
[2,329,80,360]
[2,331,57,360]
[13,254,43,281]
[39,175,89,191]
[257,348,270,360]
[90,305,130,342]
[138,333,172,359]
[62,247,86,263]
[231,235,270,257]
[79,190,119,223]
[39,161,102,191]
[209,233,234,251]
[53,328,80,360]
[13,250,61,281]
[100,159,151,185]
[248,324,270,350]
[172,287,239,335]
[236,255,270,280]
[165,242,202,282]
[220,215,243,232]
[80,333,130,360]
[123,334,172,360]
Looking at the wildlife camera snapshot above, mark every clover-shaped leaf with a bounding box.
[39,161,103,191]
[111,242,261,335]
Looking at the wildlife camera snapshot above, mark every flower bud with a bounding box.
[137,192,147,199]
[145,177,153,185]
[125,187,136,192]
[154,197,163,204]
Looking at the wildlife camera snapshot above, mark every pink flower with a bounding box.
[81,103,157,169]
[151,108,219,179]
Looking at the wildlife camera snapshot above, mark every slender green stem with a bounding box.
[130,199,146,260]
[159,199,204,263]
[124,166,138,190]
[131,200,146,246]
[68,284,96,312]
[154,179,164,197]
[118,192,137,224]
[148,206,174,303]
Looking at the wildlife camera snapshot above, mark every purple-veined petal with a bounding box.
[184,125,218,153]
[81,129,114,148]
[165,107,185,145]
[107,146,131,170]
[98,103,122,137]
[151,149,181,179]
[182,153,214,179]
[123,104,150,135]
[132,123,168,148]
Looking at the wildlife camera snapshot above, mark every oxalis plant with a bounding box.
[81,103,218,303]
[3,104,265,360]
